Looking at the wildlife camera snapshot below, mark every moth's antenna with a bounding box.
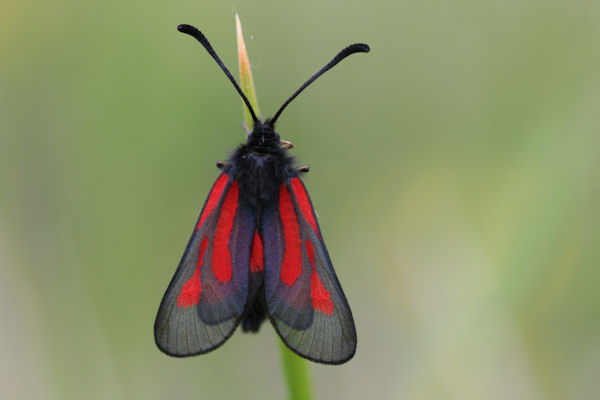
[270,43,370,125]
[178,24,259,124]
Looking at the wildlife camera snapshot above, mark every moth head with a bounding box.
[247,120,280,149]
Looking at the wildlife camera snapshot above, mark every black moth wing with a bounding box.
[262,177,357,364]
[154,172,254,356]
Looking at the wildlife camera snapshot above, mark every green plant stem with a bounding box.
[236,14,314,400]
[236,14,260,128]
[279,341,314,400]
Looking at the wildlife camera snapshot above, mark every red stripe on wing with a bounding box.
[196,174,229,231]
[305,240,334,316]
[280,184,302,286]
[211,181,239,283]
[177,237,209,308]
[250,231,264,272]
[290,177,321,239]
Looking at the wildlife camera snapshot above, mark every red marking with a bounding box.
[196,174,229,231]
[177,237,208,307]
[290,178,320,239]
[305,240,334,316]
[211,181,239,282]
[279,185,303,286]
[250,231,264,272]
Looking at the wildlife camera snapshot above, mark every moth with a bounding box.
[154,23,369,364]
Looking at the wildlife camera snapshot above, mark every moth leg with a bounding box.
[216,160,226,169]
[298,165,310,173]
[280,139,294,149]
[242,123,251,135]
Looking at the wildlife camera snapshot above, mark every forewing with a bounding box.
[263,178,356,364]
[154,173,254,356]
[262,189,314,331]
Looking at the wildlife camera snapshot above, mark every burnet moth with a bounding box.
[154,23,369,364]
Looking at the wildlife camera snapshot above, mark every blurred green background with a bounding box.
[2,0,599,399]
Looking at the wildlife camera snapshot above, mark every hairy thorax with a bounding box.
[228,144,296,210]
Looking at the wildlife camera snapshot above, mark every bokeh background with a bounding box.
[2,1,599,399]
